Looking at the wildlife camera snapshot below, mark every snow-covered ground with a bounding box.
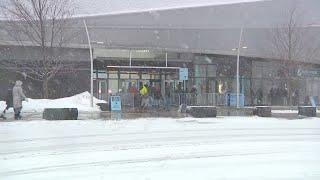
[272,110,299,114]
[1,117,320,180]
[0,92,105,113]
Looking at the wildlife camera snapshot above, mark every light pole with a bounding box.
[232,26,247,108]
[83,20,94,108]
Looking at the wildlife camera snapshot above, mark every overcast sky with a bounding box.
[1,0,319,26]
[74,0,264,16]
[0,0,266,20]
[0,0,264,18]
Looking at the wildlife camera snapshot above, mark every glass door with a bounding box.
[98,80,107,100]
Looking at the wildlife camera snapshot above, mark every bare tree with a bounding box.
[270,5,319,105]
[0,0,75,98]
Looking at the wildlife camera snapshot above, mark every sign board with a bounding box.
[179,68,189,81]
[298,69,320,77]
[110,96,122,111]
[93,70,107,79]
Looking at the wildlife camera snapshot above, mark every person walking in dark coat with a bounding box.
[190,85,198,105]
[12,81,27,120]
[292,89,300,106]
[256,88,263,105]
[153,84,162,108]
[0,88,13,120]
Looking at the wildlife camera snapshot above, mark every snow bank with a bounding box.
[0,92,106,113]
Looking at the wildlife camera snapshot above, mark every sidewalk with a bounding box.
[1,106,319,121]
[0,108,185,121]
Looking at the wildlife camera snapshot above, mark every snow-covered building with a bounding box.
[0,0,320,106]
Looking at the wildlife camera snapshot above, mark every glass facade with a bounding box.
[93,49,320,106]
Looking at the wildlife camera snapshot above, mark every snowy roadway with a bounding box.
[0,117,320,180]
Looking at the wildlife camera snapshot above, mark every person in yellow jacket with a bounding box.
[140,84,149,109]
[140,84,148,97]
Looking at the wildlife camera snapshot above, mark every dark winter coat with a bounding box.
[256,89,263,100]
[5,88,13,107]
[190,87,197,95]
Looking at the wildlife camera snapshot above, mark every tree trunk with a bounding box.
[287,79,292,106]
[43,79,49,99]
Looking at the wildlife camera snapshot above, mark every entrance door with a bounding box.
[108,79,118,95]
[98,80,107,100]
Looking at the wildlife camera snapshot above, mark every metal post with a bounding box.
[83,20,94,108]
[237,26,244,109]
[165,52,168,67]
[129,50,132,66]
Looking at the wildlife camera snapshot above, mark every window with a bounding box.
[207,65,217,77]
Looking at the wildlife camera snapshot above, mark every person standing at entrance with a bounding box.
[189,85,198,106]
[292,89,299,106]
[128,83,138,94]
[164,82,171,110]
[154,84,162,108]
[149,82,156,107]
[176,82,185,105]
[128,82,138,108]
[269,87,276,105]
[140,83,149,110]
[0,86,13,120]
[256,88,263,105]
[12,81,27,120]
[282,88,288,106]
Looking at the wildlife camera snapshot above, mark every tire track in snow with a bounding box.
[2,137,320,161]
[1,133,319,156]
[1,128,319,144]
[0,150,308,177]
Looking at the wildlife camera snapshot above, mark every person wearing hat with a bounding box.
[12,80,28,120]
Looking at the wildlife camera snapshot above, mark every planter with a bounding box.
[43,108,78,120]
[186,106,217,118]
[254,106,272,117]
[298,106,316,117]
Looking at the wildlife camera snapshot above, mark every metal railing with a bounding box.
[108,93,227,110]
[102,92,318,108]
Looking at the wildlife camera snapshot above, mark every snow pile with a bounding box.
[0,92,106,113]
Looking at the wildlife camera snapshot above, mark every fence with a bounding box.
[110,93,227,111]
[105,92,317,110]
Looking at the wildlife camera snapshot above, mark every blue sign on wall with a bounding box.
[179,68,189,81]
[111,96,122,111]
